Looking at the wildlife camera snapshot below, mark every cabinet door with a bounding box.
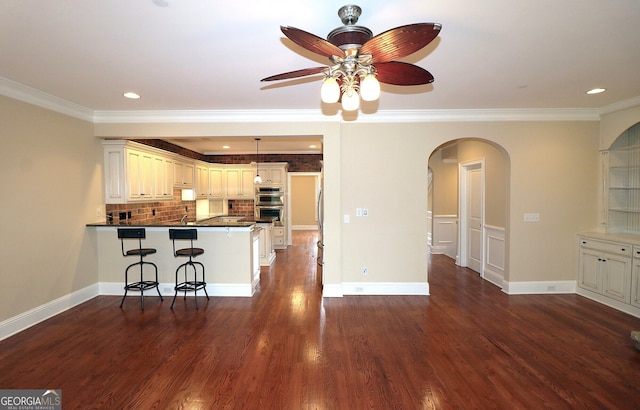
[173,161,195,188]
[104,147,125,203]
[195,165,209,199]
[241,168,256,198]
[632,258,640,308]
[226,168,241,197]
[127,149,153,200]
[579,248,602,293]
[153,156,173,199]
[268,167,285,185]
[209,167,224,198]
[602,254,632,303]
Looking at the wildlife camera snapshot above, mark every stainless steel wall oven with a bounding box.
[255,186,284,224]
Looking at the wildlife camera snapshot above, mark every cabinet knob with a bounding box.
[622,248,627,251]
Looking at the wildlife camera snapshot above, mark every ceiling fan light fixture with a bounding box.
[341,87,360,111]
[321,77,341,103]
[360,73,380,101]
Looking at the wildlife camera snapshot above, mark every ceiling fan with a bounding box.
[261,4,441,111]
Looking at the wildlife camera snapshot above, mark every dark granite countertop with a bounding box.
[87,216,262,228]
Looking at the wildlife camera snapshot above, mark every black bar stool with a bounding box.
[169,228,209,309]
[117,228,163,310]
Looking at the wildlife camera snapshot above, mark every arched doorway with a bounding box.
[428,138,510,288]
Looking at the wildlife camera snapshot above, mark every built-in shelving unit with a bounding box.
[607,123,640,234]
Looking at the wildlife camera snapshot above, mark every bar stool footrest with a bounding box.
[125,281,160,291]
[175,281,207,292]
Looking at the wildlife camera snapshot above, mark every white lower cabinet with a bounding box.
[632,248,640,308]
[273,226,285,249]
[258,223,276,266]
[578,236,632,305]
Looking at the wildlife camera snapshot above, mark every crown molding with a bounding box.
[598,96,640,116]
[92,107,601,123]
[2,75,639,124]
[0,77,94,122]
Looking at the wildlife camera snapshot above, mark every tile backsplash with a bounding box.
[105,188,255,224]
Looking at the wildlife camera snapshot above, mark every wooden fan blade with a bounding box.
[374,61,434,86]
[360,23,441,63]
[261,67,326,82]
[281,26,345,59]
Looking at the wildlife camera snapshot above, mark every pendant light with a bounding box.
[253,138,262,184]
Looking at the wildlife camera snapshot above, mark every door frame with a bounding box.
[457,158,485,276]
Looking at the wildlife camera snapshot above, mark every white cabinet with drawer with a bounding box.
[578,236,633,306]
[273,226,286,249]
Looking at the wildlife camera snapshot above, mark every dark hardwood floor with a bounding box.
[2,231,640,408]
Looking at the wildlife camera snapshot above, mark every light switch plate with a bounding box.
[524,213,540,222]
[344,214,350,223]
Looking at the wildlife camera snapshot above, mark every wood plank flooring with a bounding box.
[1,231,640,408]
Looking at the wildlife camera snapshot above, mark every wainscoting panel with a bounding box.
[430,215,457,259]
[483,224,505,287]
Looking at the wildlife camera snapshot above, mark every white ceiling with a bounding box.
[2,0,640,154]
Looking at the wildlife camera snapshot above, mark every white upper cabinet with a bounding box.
[257,163,288,185]
[153,156,174,199]
[226,166,255,199]
[208,166,225,198]
[195,163,209,199]
[174,160,194,188]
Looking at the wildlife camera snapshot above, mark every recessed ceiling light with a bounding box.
[152,0,169,7]
[586,88,606,95]
[123,92,141,99]
[309,145,317,149]
[222,145,230,149]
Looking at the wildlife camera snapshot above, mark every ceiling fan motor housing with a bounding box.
[327,5,373,51]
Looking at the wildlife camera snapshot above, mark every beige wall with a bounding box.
[0,95,103,322]
[338,121,599,284]
[290,174,318,227]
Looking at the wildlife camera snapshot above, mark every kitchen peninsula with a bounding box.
[88,216,274,298]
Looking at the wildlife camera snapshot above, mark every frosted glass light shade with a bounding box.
[341,88,360,111]
[321,77,340,103]
[254,175,262,184]
[360,74,380,101]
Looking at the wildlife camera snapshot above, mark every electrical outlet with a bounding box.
[362,208,368,216]
[362,267,368,276]
[344,214,350,223]
[96,207,102,217]
[356,208,363,217]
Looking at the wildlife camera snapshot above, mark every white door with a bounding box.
[459,160,484,274]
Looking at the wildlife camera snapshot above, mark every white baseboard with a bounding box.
[322,284,343,297]
[292,225,318,231]
[502,280,577,295]
[0,284,99,341]
[483,267,505,288]
[342,282,430,296]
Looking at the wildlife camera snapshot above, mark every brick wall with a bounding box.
[105,187,198,224]
[135,139,322,172]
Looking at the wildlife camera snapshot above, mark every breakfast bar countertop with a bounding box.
[86,215,273,228]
